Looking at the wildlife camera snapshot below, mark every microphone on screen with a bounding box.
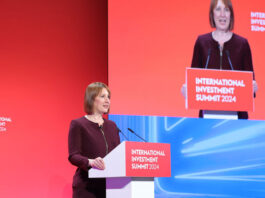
[226,50,234,70]
[127,128,147,142]
[205,48,211,69]
[117,127,129,141]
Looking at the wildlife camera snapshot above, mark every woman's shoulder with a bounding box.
[231,33,248,43]
[195,32,214,46]
[70,116,87,127]
[71,116,86,122]
[104,118,117,127]
[68,117,88,134]
[197,32,213,41]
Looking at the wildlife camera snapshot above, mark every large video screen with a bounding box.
[108,0,265,120]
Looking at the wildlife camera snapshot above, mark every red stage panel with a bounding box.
[0,1,108,197]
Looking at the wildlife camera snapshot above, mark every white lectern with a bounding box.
[89,141,171,198]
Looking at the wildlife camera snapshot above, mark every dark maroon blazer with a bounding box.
[191,32,255,119]
[68,116,120,197]
[191,32,254,74]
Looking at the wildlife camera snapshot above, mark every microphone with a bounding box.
[226,50,234,70]
[117,127,129,141]
[205,48,211,69]
[99,125,103,129]
[127,128,147,142]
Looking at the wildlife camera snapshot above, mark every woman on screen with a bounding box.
[183,0,258,119]
[68,82,120,198]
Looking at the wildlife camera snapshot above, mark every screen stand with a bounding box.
[202,110,238,120]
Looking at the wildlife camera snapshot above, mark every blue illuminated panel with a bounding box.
[110,114,265,198]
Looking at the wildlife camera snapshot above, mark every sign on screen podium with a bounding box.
[186,68,254,119]
[89,141,171,198]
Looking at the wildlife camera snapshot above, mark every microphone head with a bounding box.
[128,128,134,133]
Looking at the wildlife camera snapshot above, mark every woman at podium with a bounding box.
[185,0,258,119]
[68,82,120,198]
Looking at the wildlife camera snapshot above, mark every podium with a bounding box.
[89,141,171,198]
[185,68,254,119]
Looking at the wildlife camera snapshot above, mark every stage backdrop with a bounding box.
[108,0,265,120]
[0,0,108,198]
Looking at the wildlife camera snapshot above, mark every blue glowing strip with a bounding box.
[182,138,193,145]
[182,124,265,154]
[174,163,265,182]
[154,179,229,197]
[164,117,186,131]
[212,119,231,128]
[182,142,265,157]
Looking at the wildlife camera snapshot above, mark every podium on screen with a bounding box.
[185,68,254,119]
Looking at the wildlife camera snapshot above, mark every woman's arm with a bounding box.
[191,37,203,68]
[242,39,257,95]
[68,120,89,171]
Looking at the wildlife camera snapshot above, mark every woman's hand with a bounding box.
[181,83,187,99]
[88,157,105,170]
[253,80,258,94]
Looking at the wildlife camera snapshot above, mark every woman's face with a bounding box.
[93,88,110,114]
[213,0,231,31]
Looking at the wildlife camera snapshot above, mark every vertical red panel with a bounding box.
[0,0,108,197]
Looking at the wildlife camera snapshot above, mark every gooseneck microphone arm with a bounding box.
[205,48,211,69]
[117,127,129,141]
[226,50,234,70]
[127,128,147,142]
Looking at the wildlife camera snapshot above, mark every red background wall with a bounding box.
[0,0,108,197]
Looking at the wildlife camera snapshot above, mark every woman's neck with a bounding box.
[214,29,230,36]
[90,112,102,119]
[85,113,104,126]
[212,30,233,46]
